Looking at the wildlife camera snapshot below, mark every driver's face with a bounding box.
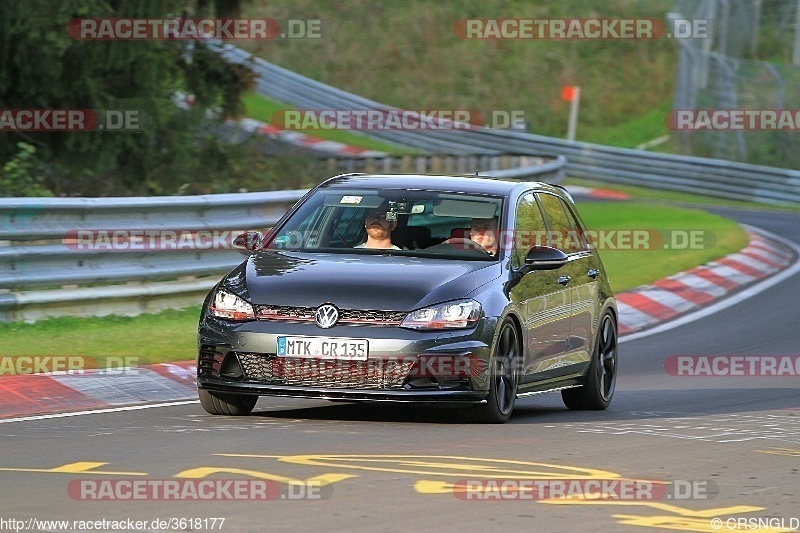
[365,210,390,225]
[365,209,395,237]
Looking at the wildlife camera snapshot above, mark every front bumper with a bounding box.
[197,378,488,403]
[197,314,497,403]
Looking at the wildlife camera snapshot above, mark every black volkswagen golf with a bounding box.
[197,173,618,423]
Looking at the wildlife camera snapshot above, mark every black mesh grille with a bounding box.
[256,305,314,321]
[236,353,413,390]
[338,309,406,324]
[256,305,405,326]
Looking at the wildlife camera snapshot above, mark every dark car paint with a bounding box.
[198,174,616,405]
[236,251,503,312]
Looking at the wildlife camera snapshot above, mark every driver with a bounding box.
[355,206,401,250]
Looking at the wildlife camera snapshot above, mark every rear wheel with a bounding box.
[199,389,257,416]
[562,312,617,410]
[468,320,520,423]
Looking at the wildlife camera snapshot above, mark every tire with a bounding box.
[562,312,618,410]
[198,389,257,416]
[467,320,520,423]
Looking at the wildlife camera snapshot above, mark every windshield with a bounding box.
[268,188,504,260]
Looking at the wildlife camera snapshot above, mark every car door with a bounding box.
[537,192,598,375]
[508,193,572,384]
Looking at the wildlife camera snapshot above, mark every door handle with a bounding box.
[557,275,571,286]
[587,269,599,279]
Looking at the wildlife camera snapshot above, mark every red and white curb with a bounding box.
[0,361,197,420]
[237,117,388,157]
[563,185,631,200]
[1,226,795,420]
[175,92,387,157]
[617,226,796,336]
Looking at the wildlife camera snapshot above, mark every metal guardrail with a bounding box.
[210,42,800,206]
[0,154,563,322]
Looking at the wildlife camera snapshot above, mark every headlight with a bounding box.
[401,299,482,330]
[208,289,255,321]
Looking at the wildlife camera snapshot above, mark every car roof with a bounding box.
[319,173,566,198]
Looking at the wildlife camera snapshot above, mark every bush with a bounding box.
[0,143,53,197]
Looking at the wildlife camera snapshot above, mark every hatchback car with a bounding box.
[197,173,618,422]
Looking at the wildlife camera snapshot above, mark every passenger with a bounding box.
[468,217,499,255]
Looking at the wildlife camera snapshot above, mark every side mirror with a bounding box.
[233,231,265,254]
[521,246,568,273]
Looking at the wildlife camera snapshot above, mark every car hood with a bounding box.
[223,251,502,311]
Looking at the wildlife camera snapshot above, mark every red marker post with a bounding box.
[561,85,580,141]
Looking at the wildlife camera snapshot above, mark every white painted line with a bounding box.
[621,225,800,343]
[671,272,728,297]
[725,252,778,274]
[636,286,698,314]
[742,246,791,266]
[0,400,199,425]
[749,240,794,261]
[617,301,660,331]
[703,262,758,285]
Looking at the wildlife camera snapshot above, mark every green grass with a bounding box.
[242,93,415,154]
[565,177,800,213]
[0,203,748,366]
[0,308,200,367]
[576,202,749,293]
[579,101,673,148]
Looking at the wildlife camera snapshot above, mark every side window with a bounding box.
[537,193,586,254]
[328,207,365,247]
[512,193,547,268]
[561,201,589,253]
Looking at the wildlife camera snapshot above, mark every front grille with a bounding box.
[236,353,414,390]
[256,305,314,321]
[339,309,406,325]
[256,305,406,326]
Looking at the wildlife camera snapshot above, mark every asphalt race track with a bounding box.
[0,206,798,533]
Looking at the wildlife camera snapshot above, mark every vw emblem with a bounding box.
[315,304,339,329]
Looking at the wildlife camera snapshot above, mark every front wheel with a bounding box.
[467,320,520,423]
[562,312,618,410]
[199,389,257,416]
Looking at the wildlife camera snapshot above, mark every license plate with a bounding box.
[276,336,369,360]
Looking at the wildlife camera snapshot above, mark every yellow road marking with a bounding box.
[236,454,623,480]
[0,461,146,475]
[175,466,354,487]
[413,479,663,495]
[541,500,763,518]
[755,447,800,457]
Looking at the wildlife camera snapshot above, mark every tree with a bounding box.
[0,0,253,196]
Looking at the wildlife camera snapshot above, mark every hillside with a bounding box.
[241,0,677,146]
